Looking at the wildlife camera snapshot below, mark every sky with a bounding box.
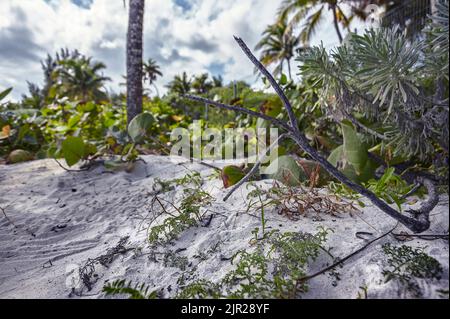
[0,0,370,101]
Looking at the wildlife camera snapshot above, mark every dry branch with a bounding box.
[223,133,288,201]
[183,36,438,233]
[296,223,399,285]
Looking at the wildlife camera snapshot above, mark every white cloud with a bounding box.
[0,0,369,101]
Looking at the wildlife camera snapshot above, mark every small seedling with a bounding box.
[148,184,212,245]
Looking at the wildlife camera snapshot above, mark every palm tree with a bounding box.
[40,48,80,103]
[277,0,353,44]
[192,73,213,94]
[21,82,45,109]
[277,0,405,45]
[255,17,300,79]
[212,75,223,88]
[165,72,192,95]
[143,58,163,96]
[56,57,110,103]
[126,0,145,125]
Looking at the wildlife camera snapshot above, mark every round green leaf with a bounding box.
[62,136,85,167]
[221,165,245,188]
[262,155,302,186]
[128,112,155,143]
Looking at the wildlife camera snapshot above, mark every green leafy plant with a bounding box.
[298,6,449,164]
[263,155,302,186]
[365,167,418,211]
[148,187,212,245]
[5,149,34,164]
[163,250,189,271]
[328,167,421,210]
[153,171,202,193]
[177,227,332,299]
[221,165,246,188]
[103,279,158,299]
[127,112,155,144]
[382,243,443,297]
[61,136,92,166]
[176,280,223,299]
[327,121,377,183]
[0,87,12,103]
[262,155,330,187]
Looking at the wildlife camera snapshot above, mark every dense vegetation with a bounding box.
[0,0,447,299]
[1,1,448,193]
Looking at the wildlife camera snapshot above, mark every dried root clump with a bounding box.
[75,236,132,296]
[247,181,359,221]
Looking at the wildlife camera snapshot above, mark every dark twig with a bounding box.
[0,204,17,228]
[202,214,214,227]
[401,183,422,199]
[77,236,132,294]
[343,111,388,140]
[1,203,36,237]
[392,232,449,241]
[183,36,436,233]
[406,176,439,225]
[233,36,300,134]
[223,133,287,201]
[183,94,292,132]
[54,159,90,172]
[296,223,398,285]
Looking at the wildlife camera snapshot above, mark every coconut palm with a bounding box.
[192,73,213,94]
[143,58,163,96]
[166,72,192,95]
[255,17,300,79]
[212,75,223,88]
[277,0,408,45]
[277,0,353,44]
[56,56,110,103]
[126,0,145,125]
[40,49,81,103]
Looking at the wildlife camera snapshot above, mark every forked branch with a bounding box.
[183,36,437,233]
[223,133,288,201]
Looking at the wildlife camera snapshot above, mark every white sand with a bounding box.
[0,155,448,299]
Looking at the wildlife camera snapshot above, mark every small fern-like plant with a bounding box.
[382,243,443,297]
[148,186,212,245]
[103,279,158,299]
[177,227,332,299]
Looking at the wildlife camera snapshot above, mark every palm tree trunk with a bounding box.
[331,6,343,43]
[152,83,160,97]
[287,58,292,81]
[126,0,145,125]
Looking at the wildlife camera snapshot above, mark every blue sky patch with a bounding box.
[174,0,192,12]
[208,62,226,77]
[71,0,93,9]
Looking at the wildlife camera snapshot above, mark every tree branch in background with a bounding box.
[183,94,292,132]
